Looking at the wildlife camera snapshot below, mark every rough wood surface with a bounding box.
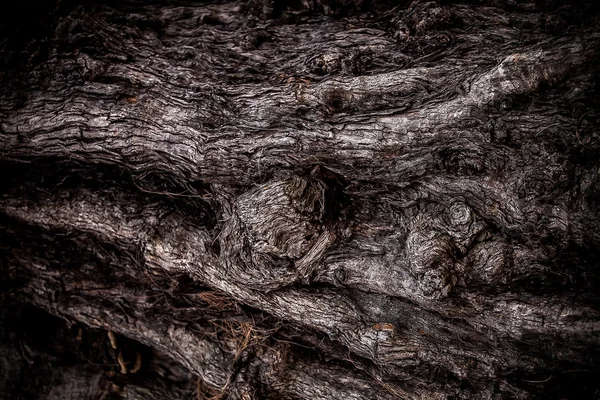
[1,0,600,398]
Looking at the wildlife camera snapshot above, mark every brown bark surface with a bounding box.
[1,0,600,398]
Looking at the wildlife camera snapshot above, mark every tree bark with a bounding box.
[1,0,600,398]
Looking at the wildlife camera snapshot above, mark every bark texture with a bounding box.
[1,0,600,398]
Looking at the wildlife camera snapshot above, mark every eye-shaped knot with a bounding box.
[443,201,487,254]
[446,201,473,229]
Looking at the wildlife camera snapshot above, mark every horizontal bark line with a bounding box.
[1,226,442,399]
[2,34,597,186]
[2,185,598,381]
[8,287,410,400]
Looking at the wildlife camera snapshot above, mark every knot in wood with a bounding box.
[405,227,457,300]
[445,201,472,228]
[236,175,326,259]
[220,175,334,291]
[443,201,487,254]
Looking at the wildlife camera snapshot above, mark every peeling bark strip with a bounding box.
[1,0,600,399]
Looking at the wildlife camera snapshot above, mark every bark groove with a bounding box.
[1,0,600,399]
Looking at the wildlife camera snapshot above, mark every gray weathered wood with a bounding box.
[1,0,600,398]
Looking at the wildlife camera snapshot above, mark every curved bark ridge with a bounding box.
[1,0,600,399]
